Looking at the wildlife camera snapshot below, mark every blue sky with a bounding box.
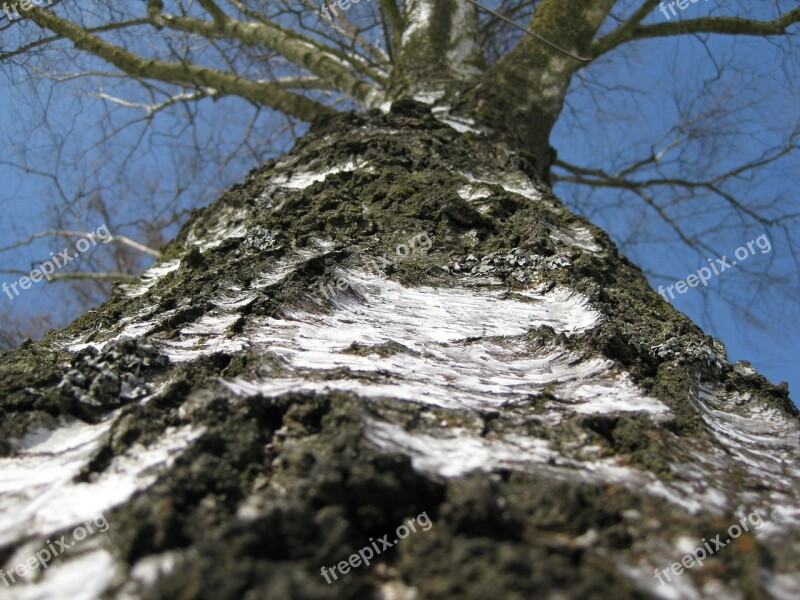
[0,1,797,404]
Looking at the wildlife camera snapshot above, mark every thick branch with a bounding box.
[381,0,404,38]
[380,0,404,57]
[0,229,162,257]
[0,18,150,61]
[25,7,335,122]
[299,0,388,67]
[155,11,382,103]
[592,6,800,57]
[463,0,615,178]
[590,0,659,57]
[197,0,229,29]
[0,269,136,282]
[391,0,484,97]
[228,0,387,92]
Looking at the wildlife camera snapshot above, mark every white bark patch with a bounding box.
[615,560,702,600]
[117,552,181,599]
[146,264,603,368]
[549,226,602,253]
[2,547,118,600]
[412,91,446,105]
[203,264,800,539]
[269,270,599,345]
[162,332,250,364]
[459,171,546,203]
[437,115,479,134]
[761,572,800,600]
[403,0,434,41]
[215,269,669,420]
[0,417,204,547]
[446,0,482,78]
[691,383,800,531]
[185,204,251,252]
[602,381,800,599]
[210,291,258,309]
[122,259,181,298]
[251,259,308,289]
[272,161,368,190]
[366,419,556,478]
[457,184,493,202]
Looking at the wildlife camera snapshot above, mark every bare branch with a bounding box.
[197,0,229,29]
[152,8,383,102]
[590,0,660,58]
[0,269,136,281]
[0,229,161,258]
[592,5,800,57]
[25,6,336,122]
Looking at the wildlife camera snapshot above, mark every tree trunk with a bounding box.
[1,100,798,599]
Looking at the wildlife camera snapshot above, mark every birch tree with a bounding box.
[0,2,799,598]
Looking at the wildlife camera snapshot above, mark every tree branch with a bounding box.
[227,0,387,91]
[380,0,404,50]
[590,0,660,58]
[155,10,381,103]
[301,0,389,67]
[0,18,150,62]
[0,269,136,282]
[0,229,162,258]
[197,0,229,29]
[24,6,336,122]
[552,152,800,232]
[592,6,800,57]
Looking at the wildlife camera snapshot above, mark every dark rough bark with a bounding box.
[1,101,798,599]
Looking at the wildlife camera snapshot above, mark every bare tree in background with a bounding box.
[0,0,798,347]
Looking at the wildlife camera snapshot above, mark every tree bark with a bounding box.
[390,0,484,98]
[460,0,614,181]
[0,101,798,599]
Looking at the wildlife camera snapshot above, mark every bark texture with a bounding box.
[1,102,799,599]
